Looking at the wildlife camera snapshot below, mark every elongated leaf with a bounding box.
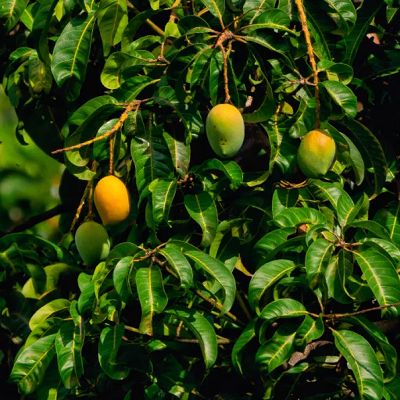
[30,299,70,330]
[322,0,356,35]
[55,319,84,389]
[51,11,96,101]
[272,187,299,218]
[254,227,296,256]
[185,251,236,315]
[131,115,173,200]
[184,192,218,248]
[345,316,397,382]
[24,318,64,350]
[355,249,400,317]
[99,324,129,380]
[163,130,190,177]
[248,260,297,313]
[305,239,334,289]
[9,334,56,395]
[274,207,326,228]
[200,0,225,23]
[259,298,308,321]
[165,307,218,369]
[347,220,392,242]
[333,329,384,400]
[136,265,168,335]
[363,238,400,266]
[242,9,293,35]
[384,375,400,400]
[113,256,135,303]
[30,0,58,64]
[323,81,357,119]
[296,315,325,350]
[340,120,387,197]
[231,318,257,375]
[159,247,194,290]
[308,179,350,210]
[337,192,363,227]
[342,0,383,64]
[256,324,297,373]
[98,0,128,56]
[374,203,400,246]
[199,159,243,189]
[152,179,177,225]
[326,250,353,304]
[0,0,29,32]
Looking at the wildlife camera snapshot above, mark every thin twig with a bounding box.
[219,44,230,104]
[294,0,320,129]
[324,302,400,320]
[109,135,114,175]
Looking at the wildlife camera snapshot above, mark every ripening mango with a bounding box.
[206,104,245,158]
[75,221,110,267]
[297,129,336,179]
[94,176,130,225]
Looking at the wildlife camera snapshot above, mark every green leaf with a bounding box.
[326,250,353,304]
[274,207,327,228]
[241,9,293,35]
[259,298,308,321]
[184,192,218,248]
[305,239,334,289]
[131,115,174,200]
[384,375,400,400]
[51,11,96,101]
[24,318,64,350]
[199,159,243,189]
[256,324,297,373]
[55,317,84,389]
[254,227,297,257]
[318,60,353,85]
[272,187,299,218]
[185,251,236,315]
[333,329,384,400]
[0,0,29,32]
[374,203,400,246]
[337,192,364,228]
[98,0,128,56]
[355,249,400,317]
[30,0,58,64]
[232,318,257,375]
[9,334,56,395]
[158,246,194,290]
[344,316,397,382]
[248,260,297,313]
[136,265,168,335]
[342,0,383,64]
[200,0,225,23]
[163,130,191,177]
[322,0,356,35]
[345,120,387,197]
[322,81,357,119]
[165,307,218,369]
[99,324,129,380]
[296,315,325,350]
[113,256,136,303]
[347,220,392,242]
[30,299,71,330]
[152,179,177,226]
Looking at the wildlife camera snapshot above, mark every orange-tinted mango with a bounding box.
[75,221,110,266]
[297,129,336,179]
[206,104,245,158]
[94,176,130,225]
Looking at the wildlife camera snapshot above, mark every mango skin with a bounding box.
[206,104,245,158]
[94,176,130,225]
[75,221,110,267]
[297,129,336,179]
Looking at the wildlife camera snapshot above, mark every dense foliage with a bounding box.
[1,0,400,398]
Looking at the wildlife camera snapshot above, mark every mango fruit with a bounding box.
[206,104,245,158]
[297,129,336,179]
[94,176,130,225]
[75,221,110,266]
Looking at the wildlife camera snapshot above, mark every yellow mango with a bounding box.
[206,104,245,158]
[297,129,336,179]
[75,221,110,266]
[94,176,130,225]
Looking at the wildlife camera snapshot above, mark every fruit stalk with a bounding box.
[294,0,320,128]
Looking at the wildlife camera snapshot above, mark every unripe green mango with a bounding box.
[206,104,245,158]
[75,221,110,267]
[297,129,336,179]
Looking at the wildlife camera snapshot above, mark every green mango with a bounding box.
[297,129,336,179]
[206,104,245,158]
[75,221,110,267]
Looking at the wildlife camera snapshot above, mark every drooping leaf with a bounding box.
[274,207,327,228]
[333,329,384,400]
[305,239,334,289]
[184,192,218,248]
[136,265,168,335]
[232,318,257,375]
[0,0,29,32]
[374,203,400,246]
[98,324,129,380]
[29,299,70,330]
[272,187,299,218]
[51,11,97,101]
[165,307,218,369]
[248,260,297,313]
[296,315,325,351]
[200,0,225,23]
[185,251,236,315]
[322,81,357,119]
[199,159,243,189]
[152,178,177,226]
[355,249,400,317]
[259,298,308,322]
